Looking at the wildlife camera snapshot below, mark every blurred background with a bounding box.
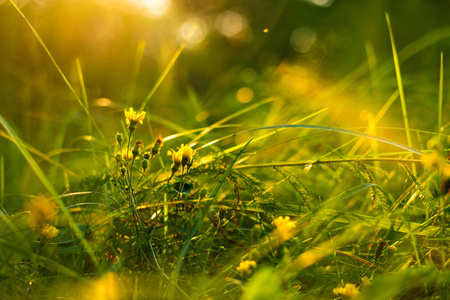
[1,0,450,200]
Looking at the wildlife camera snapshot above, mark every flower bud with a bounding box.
[142,159,149,171]
[115,132,123,145]
[143,152,151,160]
[132,140,143,160]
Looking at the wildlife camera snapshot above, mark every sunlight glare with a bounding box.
[128,0,171,17]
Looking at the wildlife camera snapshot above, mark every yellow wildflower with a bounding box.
[124,107,146,130]
[168,149,183,174]
[333,283,359,299]
[360,276,371,287]
[272,216,296,242]
[25,196,58,231]
[41,224,60,240]
[179,144,195,167]
[121,149,134,161]
[421,150,450,176]
[236,260,257,275]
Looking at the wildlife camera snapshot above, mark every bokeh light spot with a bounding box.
[290,27,317,53]
[178,17,208,47]
[237,87,253,103]
[94,98,112,107]
[216,10,248,38]
[307,0,334,7]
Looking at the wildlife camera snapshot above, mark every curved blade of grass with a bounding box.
[239,125,424,156]
[8,0,108,147]
[234,157,421,170]
[174,138,253,272]
[139,24,197,111]
[0,129,79,177]
[0,115,101,271]
[189,97,275,145]
[197,107,328,150]
[386,13,413,154]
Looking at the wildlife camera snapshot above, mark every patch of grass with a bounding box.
[1,3,449,300]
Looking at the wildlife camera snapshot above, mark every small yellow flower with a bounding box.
[124,107,146,129]
[121,150,134,161]
[41,224,60,240]
[333,283,359,299]
[236,260,257,275]
[168,149,183,174]
[25,196,58,231]
[272,216,297,242]
[360,276,371,287]
[179,144,195,167]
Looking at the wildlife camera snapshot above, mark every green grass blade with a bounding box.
[0,115,101,272]
[127,40,146,106]
[139,24,197,111]
[174,138,253,272]
[438,52,444,147]
[0,129,79,177]
[190,97,275,145]
[386,13,413,152]
[8,0,109,147]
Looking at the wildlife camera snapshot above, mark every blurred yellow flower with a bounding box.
[333,283,359,299]
[236,260,257,275]
[272,216,296,242]
[179,144,195,167]
[421,150,450,176]
[168,149,183,174]
[124,107,146,129]
[88,273,121,300]
[41,224,60,240]
[25,196,58,231]
[121,149,134,161]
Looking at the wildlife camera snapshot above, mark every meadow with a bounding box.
[0,0,450,299]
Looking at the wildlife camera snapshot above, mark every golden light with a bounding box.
[215,10,248,38]
[129,0,171,17]
[94,98,112,107]
[237,87,253,103]
[178,17,208,47]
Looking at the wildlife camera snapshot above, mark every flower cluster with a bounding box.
[272,216,297,242]
[236,260,257,275]
[167,144,195,176]
[333,283,359,299]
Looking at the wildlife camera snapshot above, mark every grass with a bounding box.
[1,2,450,300]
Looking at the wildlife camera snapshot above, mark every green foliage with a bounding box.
[1,1,450,299]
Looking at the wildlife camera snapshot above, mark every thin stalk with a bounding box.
[386,13,415,174]
[438,52,444,148]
